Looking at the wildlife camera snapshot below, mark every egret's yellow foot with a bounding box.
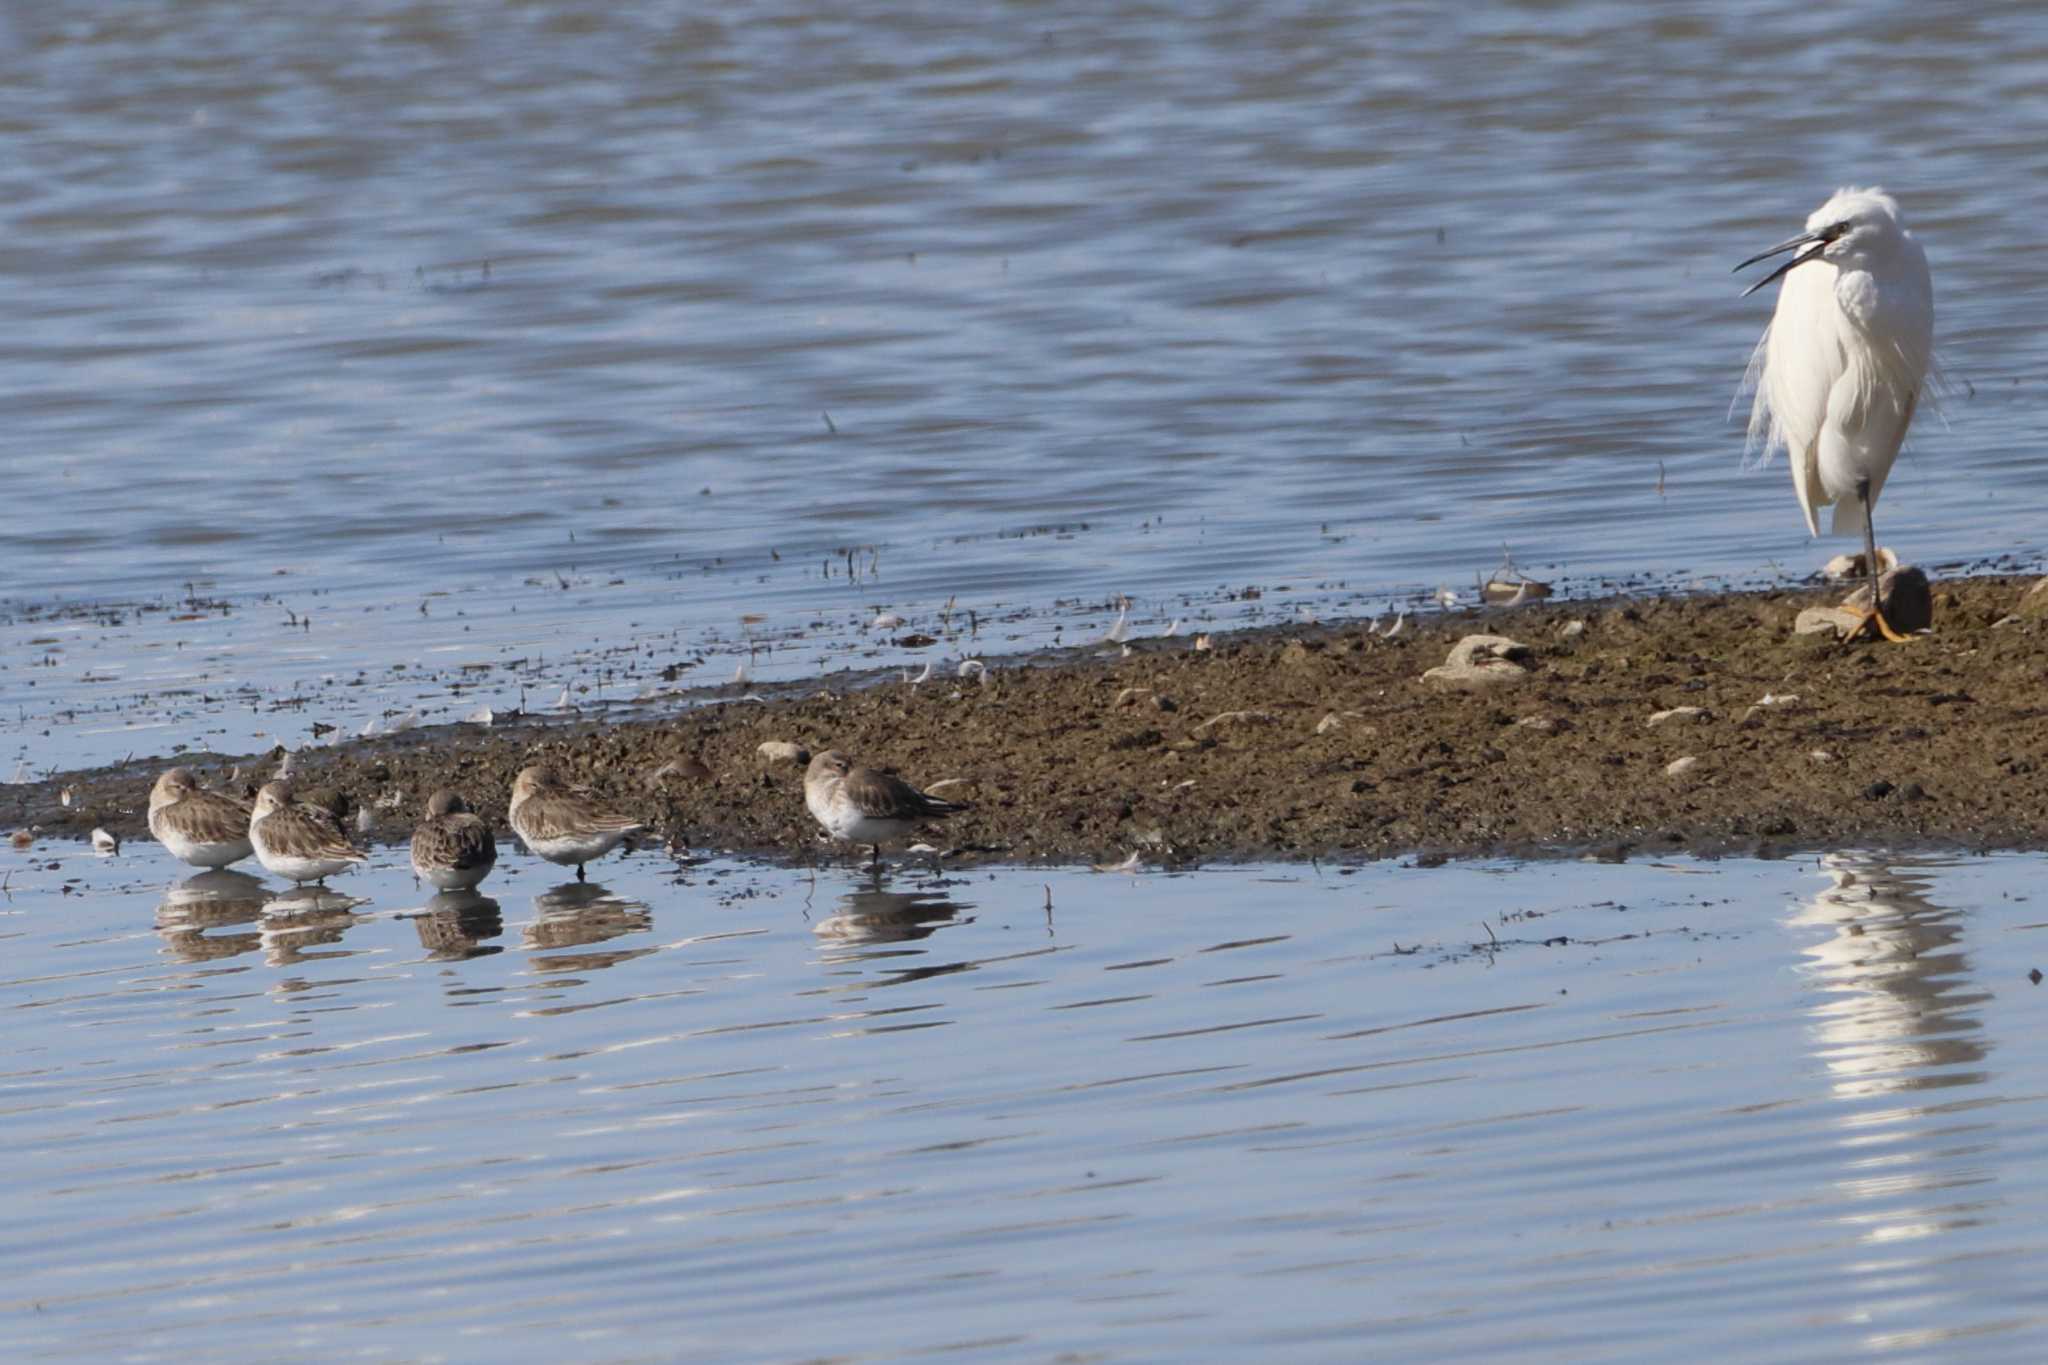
[1841,606,1914,645]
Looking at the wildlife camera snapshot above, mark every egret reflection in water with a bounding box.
[1789,851,2000,1317]
[1790,854,1989,1100]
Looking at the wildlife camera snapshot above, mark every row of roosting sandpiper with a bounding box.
[145,749,970,888]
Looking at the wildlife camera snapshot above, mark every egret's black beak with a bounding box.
[1733,231,1827,297]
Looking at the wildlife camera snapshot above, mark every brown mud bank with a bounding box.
[13,573,2048,867]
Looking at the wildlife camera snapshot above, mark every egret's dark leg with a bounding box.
[1855,477,1912,644]
[577,863,587,882]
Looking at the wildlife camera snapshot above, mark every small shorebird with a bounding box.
[410,789,498,891]
[249,780,368,885]
[148,767,255,870]
[803,750,969,867]
[508,765,643,881]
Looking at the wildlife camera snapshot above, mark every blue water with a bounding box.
[4,0,2047,774]
[5,844,2048,1360]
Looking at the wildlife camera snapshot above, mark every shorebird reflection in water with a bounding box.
[525,881,655,974]
[407,889,504,961]
[812,884,966,945]
[155,869,268,964]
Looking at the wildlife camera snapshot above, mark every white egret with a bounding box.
[1735,187,1933,642]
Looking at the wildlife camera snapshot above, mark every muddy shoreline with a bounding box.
[11,572,2048,868]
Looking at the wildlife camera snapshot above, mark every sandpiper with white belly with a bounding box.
[249,780,368,885]
[803,749,970,867]
[508,765,643,882]
[148,767,256,870]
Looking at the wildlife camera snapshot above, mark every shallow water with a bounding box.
[8,842,2048,1359]
[6,1,2048,774]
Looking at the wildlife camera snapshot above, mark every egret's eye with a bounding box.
[1823,220,1850,242]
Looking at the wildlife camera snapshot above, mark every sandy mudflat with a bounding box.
[12,573,2048,866]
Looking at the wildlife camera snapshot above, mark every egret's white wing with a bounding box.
[1751,259,1845,537]
[1817,242,1934,536]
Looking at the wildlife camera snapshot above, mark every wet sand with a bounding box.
[12,572,2048,866]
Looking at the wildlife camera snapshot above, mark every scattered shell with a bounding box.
[1665,756,1699,779]
[1757,693,1801,707]
[91,827,118,855]
[923,777,971,795]
[757,740,808,765]
[1434,586,1461,608]
[1382,613,1407,639]
[870,612,906,631]
[2017,577,2048,619]
[1194,710,1278,734]
[1162,620,1183,636]
[648,757,714,788]
[1193,635,1213,652]
[1115,686,1153,708]
[1823,547,1898,580]
[464,706,496,726]
[1794,605,1865,638]
[1809,750,1837,764]
[957,659,986,679]
[1091,850,1142,874]
[731,662,750,685]
[59,787,75,808]
[1558,619,1586,639]
[1422,635,1536,690]
[1481,577,1554,606]
[1516,715,1558,733]
[903,662,933,686]
[1646,706,1710,727]
[1315,713,1344,735]
[355,807,375,834]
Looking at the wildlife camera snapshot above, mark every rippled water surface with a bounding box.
[6,1,2048,772]
[7,847,2048,1359]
